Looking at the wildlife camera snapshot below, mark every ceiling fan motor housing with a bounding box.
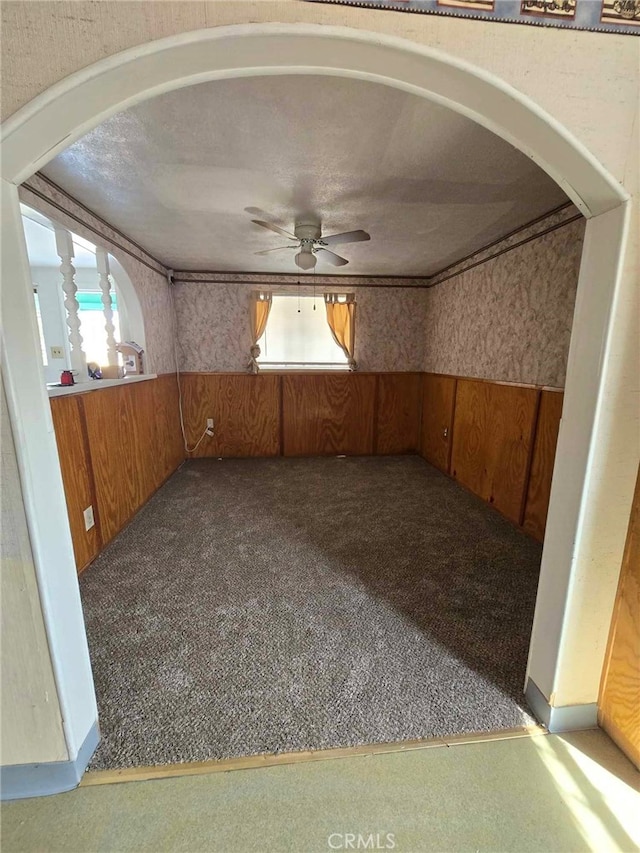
[294,222,322,242]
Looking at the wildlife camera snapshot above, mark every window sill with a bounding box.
[258,364,350,372]
[46,374,157,398]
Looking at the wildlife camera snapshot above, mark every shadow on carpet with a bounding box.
[80,456,541,770]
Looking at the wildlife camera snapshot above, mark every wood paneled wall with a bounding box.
[420,374,457,474]
[50,374,183,572]
[179,371,561,541]
[283,374,376,456]
[181,373,280,458]
[451,379,539,524]
[52,370,563,573]
[179,373,421,459]
[522,390,564,539]
[599,465,640,769]
[377,373,422,455]
[50,394,101,572]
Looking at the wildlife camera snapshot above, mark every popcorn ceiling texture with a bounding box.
[424,217,585,387]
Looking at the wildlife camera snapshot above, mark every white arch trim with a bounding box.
[0,24,633,791]
[0,24,627,215]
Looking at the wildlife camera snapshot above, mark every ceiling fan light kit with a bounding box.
[294,250,317,270]
[250,214,371,270]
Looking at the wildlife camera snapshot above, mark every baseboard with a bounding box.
[525,677,598,733]
[0,721,99,801]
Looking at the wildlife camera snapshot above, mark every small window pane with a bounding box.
[257,295,348,369]
[76,290,120,366]
[33,290,48,366]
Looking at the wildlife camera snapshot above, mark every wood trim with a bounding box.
[446,378,458,475]
[372,373,380,454]
[278,375,284,456]
[80,725,546,787]
[519,389,542,527]
[421,371,550,391]
[522,390,564,541]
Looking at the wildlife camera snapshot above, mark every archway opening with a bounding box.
[1,24,630,790]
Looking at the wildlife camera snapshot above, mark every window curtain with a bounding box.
[325,293,357,371]
[247,292,272,374]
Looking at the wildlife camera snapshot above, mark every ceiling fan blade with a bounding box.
[254,245,297,256]
[321,229,370,247]
[251,219,296,240]
[316,248,349,267]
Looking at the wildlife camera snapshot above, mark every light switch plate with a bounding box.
[83,505,95,531]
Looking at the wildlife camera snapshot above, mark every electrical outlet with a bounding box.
[207,418,214,430]
[83,505,95,531]
[50,346,64,359]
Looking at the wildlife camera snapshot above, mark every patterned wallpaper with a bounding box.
[424,216,586,387]
[19,175,176,376]
[22,174,584,385]
[173,282,428,373]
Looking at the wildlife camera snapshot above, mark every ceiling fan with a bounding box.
[249,213,370,270]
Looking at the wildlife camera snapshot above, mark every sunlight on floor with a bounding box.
[531,732,640,852]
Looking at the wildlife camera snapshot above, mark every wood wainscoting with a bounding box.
[419,374,457,474]
[178,372,421,459]
[419,374,562,540]
[50,374,183,572]
[180,373,280,458]
[450,379,539,525]
[51,370,564,572]
[179,371,561,542]
[522,390,564,540]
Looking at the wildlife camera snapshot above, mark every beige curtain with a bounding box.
[325,294,357,371]
[247,292,272,374]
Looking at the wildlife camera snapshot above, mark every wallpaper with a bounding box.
[21,174,584,385]
[173,282,428,373]
[19,175,176,376]
[423,216,586,388]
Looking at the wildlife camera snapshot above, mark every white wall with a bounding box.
[0,377,68,766]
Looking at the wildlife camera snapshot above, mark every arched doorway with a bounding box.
[0,23,630,786]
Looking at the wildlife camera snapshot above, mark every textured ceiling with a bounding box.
[40,76,568,276]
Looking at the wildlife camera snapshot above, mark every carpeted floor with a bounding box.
[80,456,542,770]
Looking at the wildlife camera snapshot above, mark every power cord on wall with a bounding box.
[168,270,213,454]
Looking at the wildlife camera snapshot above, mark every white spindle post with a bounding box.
[55,226,88,382]
[96,248,118,366]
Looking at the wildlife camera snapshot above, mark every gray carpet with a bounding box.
[80,456,541,770]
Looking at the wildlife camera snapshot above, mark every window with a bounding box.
[76,290,121,366]
[257,294,350,370]
[32,289,48,366]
